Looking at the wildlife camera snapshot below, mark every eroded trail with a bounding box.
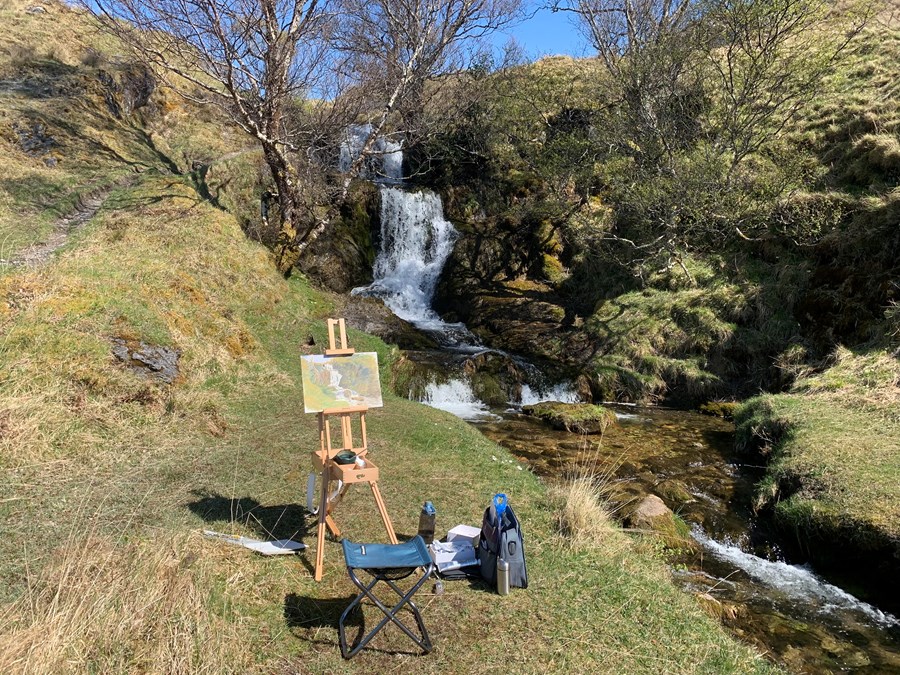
[1,178,133,267]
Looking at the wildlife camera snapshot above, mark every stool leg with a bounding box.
[339,565,434,658]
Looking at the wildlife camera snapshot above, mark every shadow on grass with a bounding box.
[186,491,313,541]
[284,592,430,657]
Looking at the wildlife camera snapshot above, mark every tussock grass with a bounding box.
[553,466,621,552]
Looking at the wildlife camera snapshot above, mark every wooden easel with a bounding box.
[311,319,397,581]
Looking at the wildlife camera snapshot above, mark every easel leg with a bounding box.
[315,467,329,582]
[370,482,398,544]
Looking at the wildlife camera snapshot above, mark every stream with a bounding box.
[346,135,900,673]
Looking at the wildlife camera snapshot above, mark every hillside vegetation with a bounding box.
[418,5,900,599]
[0,1,778,673]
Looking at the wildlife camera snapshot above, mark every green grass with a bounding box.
[736,344,900,549]
[0,4,781,671]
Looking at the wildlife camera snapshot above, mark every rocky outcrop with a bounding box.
[298,182,379,293]
[111,339,180,384]
[98,64,155,118]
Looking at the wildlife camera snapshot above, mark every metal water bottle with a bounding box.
[418,501,436,544]
[497,558,510,596]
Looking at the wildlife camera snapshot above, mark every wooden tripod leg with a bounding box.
[370,482,398,544]
[314,466,329,582]
[325,513,341,537]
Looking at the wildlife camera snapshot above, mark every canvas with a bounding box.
[300,352,383,412]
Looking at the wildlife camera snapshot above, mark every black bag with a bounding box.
[477,502,528,589]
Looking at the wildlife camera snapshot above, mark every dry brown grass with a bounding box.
[0,528,248,674]
[551,440,625,552]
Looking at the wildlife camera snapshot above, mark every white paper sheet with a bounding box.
[430,540,478,572]
[203,530,307,555]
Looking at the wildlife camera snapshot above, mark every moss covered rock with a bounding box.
[624,494,699,553]
[523,402,616,434]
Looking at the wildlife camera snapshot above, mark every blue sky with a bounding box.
[494,6,592,60]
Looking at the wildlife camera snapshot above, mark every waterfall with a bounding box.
[339,124,403,183]
[519,382,580,406]
[421,379,498,421]
[363,188,457,325]
[349,129,475,347]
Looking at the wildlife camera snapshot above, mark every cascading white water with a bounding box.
[362,187,459,326]
[519,382,581,406]
[421,378,498,421]
[349,129,475,346]
[339,124,403,183]
[691,527,900,627]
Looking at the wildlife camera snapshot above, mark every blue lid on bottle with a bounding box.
[423,501,435,515]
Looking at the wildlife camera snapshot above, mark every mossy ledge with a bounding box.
[523,402,617,434]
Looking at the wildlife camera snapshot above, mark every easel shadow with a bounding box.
[186,491,316,574]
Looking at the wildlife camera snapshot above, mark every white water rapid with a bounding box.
[421,379,499,421]
[519,382,581,406]
[692,527,900,627]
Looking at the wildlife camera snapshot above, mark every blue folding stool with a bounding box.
[339,536,434,658]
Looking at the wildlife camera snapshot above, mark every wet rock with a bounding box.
[523,402,616,434]
[656,479,696,507]
[699,400,740,420]
[111,339,180,383]
[342,296,437,350]
[299,182,378,291]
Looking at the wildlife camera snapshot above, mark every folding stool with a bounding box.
[338,536,434,658]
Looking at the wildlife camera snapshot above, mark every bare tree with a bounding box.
[88,0,520,274]
[552,0,698,75]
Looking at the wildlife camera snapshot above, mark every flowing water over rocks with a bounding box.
[343,131,900,671]
[478,406,900,673]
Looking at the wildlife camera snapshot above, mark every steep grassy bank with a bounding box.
[735,343,900,606]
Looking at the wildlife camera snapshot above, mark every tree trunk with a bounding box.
[262,144,306,276]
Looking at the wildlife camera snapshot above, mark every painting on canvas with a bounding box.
[300,352,383,412]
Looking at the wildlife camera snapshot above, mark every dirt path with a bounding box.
[1,177,135,268]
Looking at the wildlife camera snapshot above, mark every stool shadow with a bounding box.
[284,592,425,656]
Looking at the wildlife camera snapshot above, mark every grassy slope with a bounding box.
[732,16,900,554]
[0,2,776,673]
[736,346,900,550]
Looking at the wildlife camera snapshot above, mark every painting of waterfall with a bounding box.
[300,353,383,413]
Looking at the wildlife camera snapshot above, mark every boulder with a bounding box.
[624,494,699,552]
[111,339,180,384]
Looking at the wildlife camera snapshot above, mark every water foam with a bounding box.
[519,382,580,405]
[692,528,900,627]
[421,378,498,421]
